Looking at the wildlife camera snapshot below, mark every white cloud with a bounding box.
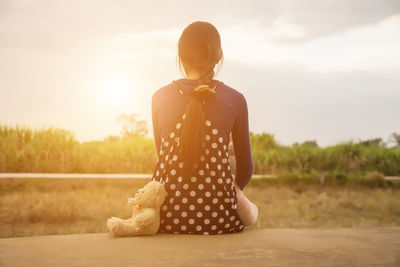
[221,14,400,72]
[1,0,399,52]
[1,0,399,145]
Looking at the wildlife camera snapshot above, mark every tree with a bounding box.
[301,140,319,147]
[359,138,384,147]
[388,133,400,148]
[104,135,120,142]
[117,113,148,138]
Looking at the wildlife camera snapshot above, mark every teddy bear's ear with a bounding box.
[137,181,164,208]
[157,182,167,207]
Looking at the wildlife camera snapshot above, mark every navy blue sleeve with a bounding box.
[231,94,254,190]
[152,92,161,158]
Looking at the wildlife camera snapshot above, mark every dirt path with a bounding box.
[1,228,400,266]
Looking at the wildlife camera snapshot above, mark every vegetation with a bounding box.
[249,133,400,184]
[1,116,399,238]
[249,132,400,176]
[1,178,399,238]
[1,114,399,185]
[0,125,157,173]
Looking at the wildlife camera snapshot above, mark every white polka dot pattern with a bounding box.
[151,112,244,235]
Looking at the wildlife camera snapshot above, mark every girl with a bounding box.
[151,21,258,235]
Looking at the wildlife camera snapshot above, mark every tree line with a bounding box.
[1,114,399,180]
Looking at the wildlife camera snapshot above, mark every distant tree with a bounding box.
[117,113,148,138]
[104,135,120,142]
[359,138,385,147]
[388,133,400,148]
[250,132,279,150]
[292,140,318,147]
[301,140,319,147]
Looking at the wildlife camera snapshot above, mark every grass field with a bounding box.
[1,178,400,238]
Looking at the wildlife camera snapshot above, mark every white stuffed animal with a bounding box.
[107,181,167,237]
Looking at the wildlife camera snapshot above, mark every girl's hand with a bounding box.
[234,180,244,197]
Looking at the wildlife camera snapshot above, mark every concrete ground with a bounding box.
[1,228,400,267]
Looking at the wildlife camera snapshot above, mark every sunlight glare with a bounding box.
[97,75,132,111]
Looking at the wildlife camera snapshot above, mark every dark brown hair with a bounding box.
[176,21,224,177]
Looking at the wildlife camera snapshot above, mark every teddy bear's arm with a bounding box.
[127,197,137,207]
[134,208,157,228]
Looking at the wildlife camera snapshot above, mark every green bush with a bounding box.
[1,125,399,184]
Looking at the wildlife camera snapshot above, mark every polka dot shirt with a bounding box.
[152,113,244,235]
[151,79,253,235]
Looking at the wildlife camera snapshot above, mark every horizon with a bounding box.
[2,120,398,149]
[1,0,399,147]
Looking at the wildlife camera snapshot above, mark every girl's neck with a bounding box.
[184,71,201,80]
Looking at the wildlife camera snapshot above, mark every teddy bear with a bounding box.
[107,180,167,237]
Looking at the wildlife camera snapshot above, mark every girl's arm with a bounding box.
[152,93,161,157]
[231,93,254,191]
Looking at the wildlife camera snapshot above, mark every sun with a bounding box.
[101,77,125,102]
[98,75,131,110]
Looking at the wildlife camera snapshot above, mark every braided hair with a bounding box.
[176,21,224,177]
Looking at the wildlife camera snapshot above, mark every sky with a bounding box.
[1,0,399,147]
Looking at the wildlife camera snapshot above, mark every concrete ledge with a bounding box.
[1,228,400,266]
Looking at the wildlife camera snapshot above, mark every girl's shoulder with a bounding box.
[152,79,246,102]
[215,81,245,99]
[152,82,177,100]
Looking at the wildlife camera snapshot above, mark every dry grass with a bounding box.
[1,178,400,238]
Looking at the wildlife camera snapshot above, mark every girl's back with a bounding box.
[151,78,253,235]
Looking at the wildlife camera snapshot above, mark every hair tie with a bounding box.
[193,84,216,94]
